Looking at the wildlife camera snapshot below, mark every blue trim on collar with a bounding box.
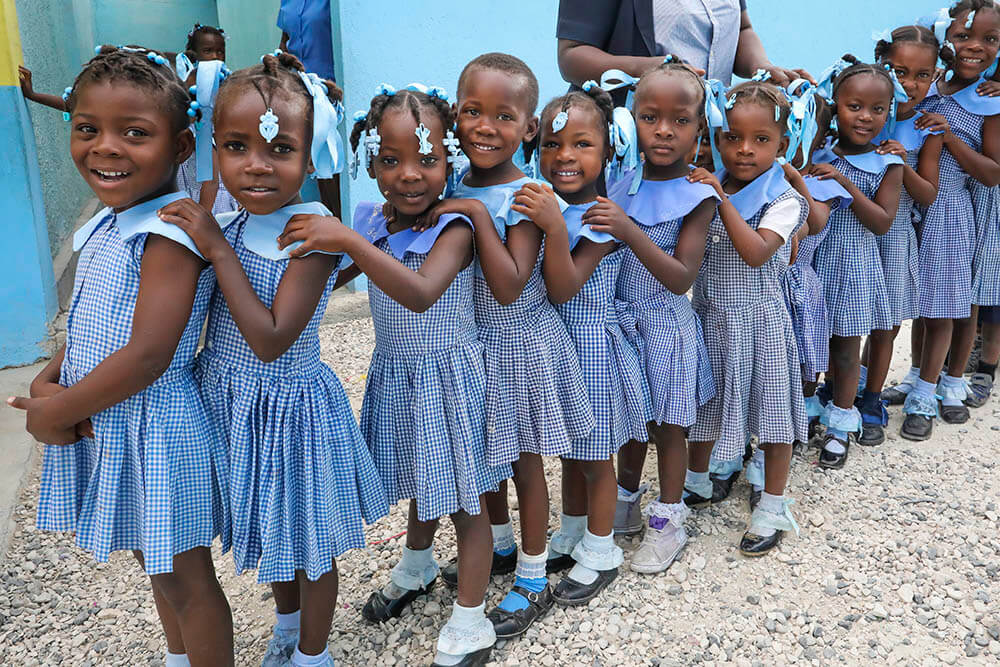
[875,115,937,152]
[802,176,853,210]
[719,162,793,220]
[564,202,615,249]
[242,201,339,261]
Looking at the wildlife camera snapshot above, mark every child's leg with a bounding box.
[578,458,617,537]
[911,318,924,369]
[820,336,862,467]
[434,506,495,665]
[981,317,1000,373]
[150,547,234,667]
[443,482,515,587]
[937,312,977,421]
[494,454,550,615]
[684,441,715,505]
[549,459,588,570]
[858,328,896,445]
[741,443,798,557]
[631,425,690,574]
[262,578,302,664]
[613,440,649,535]
[134,551,186,658]
[900,317,952,439]
[296,564,338,660]
[948,308,978,378]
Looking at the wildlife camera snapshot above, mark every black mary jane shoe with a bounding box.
[361,578,436,623]
[900,414,933,441]
[442,549,517,587]
[739,530,782,557]
[683,490,712,509]
[940,403,970,424]
[817,434,849,470]
[749,488,762,513]
[710,471,739,504]
[552,568,619,607]
[545,552,575,574]
[881,385,909,406]
[487,584,554,638]
[431,646,492,667]
[858,421,885,447]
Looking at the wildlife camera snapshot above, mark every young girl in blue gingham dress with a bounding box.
[13,47,234,666]
[809,57,903,468]
[508,84,653,620]
[159,54,388,667]
[860,26,945,447]
[687,79,809,558]
[282,84,513,667]
[445,54,594,629]
[894,2,1000,441]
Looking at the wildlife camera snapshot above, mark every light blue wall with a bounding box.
[92,0,218,53]
[217,0,282,70]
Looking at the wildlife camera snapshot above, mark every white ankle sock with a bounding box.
[164,653,190,667]
[385,545,436,598]
[753,492,785,538]
[275,608,300,631]
[490,521,516,554]
[568,530,615,585]
[291,645,329,666]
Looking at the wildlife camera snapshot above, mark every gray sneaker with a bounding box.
[630,515,688,574]
[261,627,298,667]
[613,484,648,536]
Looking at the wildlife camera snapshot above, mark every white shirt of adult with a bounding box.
[652,0,745,86]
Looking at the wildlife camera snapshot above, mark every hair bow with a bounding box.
[599,69,639,110]
[191,59,227,181]
[703,79,730,171]
[298,71,346,178]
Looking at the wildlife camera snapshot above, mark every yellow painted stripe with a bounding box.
[0,0,23,87]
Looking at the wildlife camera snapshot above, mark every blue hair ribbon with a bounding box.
[175,52,195,82]
[871,28,893,43]
[606,105,639,191]
[703,79,730,171]
[193,59,227,182]
[784,83,819,165]
[815,59,853,102]
[376,83,396,97]
[298,71,346,179]
[599,69,639,110]
[932,7,952,45]
[883,65,910,136]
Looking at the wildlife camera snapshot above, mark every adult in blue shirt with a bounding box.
[557,0,811,94]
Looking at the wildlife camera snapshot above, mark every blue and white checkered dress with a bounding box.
[972,180,1000,306]
[874,118,930,324]
[453,177,594,466]
[37,194,230,576]
[813,153,898,336]
[781,176,848,383]
[689,167,809,460]
[175,151,240,215]
[355,203,511,521]
[913,83,987,319]
[197,203,388,583]
[554,204,652,460]
[609,175,716,429]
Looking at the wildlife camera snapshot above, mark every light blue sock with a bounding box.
[491,522,516,557]
[939,375,965,407]
[857,365,868,396]
[164,653,190,667]
[913,378,936,399]
[684,469,712,498]
[498,550,546,612]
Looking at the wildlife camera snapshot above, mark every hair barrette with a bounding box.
[750,69,772,82]
[259,108,279,142]
[966,10,976,29]
[60,86,72,121]
[415,122,433,154]
[582,80,598,92]
[376,83,396,97]
[551,110,568,133]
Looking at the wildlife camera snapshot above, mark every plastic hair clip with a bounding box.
[552,110,569,133]
[582,80,598,92]
[415,122,433,154]
[967,10,976,29]
[364,128,382,157]
[775,106,782,122]
[443,130,462,164]
[259,108,279,143]
[61,86,72,121]
[725,95,737,110]
[353,110,368,124]
[376,83,396,97]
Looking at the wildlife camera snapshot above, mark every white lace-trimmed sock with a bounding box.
[490,521,516,555]
[568,530,615,585]
[384,545,436,599]
[275,609,300,631]
[164,653,190,667]
[291,646,330,666]
[754,492,785,538]
[434,601,493,666]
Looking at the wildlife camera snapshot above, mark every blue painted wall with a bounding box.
[92,0,218,53]
[216,0,282,70]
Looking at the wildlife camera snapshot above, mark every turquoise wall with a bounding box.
[217,0,282,70]
[92,0,218,53]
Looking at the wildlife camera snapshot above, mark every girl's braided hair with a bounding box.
[726,79,792,127]
[216,52,342,141]
[831,54,895,100]
[185,23,225,54]
[523,85,615,164]
[636,58,707,110]
[874,25,939,63]
[349,89,455,156]
[65,46,190,131]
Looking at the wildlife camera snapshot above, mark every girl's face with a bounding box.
[456,69,538,171]
[368,108,449,219]
[947,8,1000,81]
[70,81,191,211]
[633,74,701,171]
[884,42,938,116]
[687,122,715,171]
[538,105,608,202]
[834,74,892,147]
[717,103,788,184]
[194,32,226,62]
[214,90,312,215]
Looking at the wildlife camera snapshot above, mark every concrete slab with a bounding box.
[0,362,44,558]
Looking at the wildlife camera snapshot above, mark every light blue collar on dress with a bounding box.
[351,201,472,260]
[874,114,937,152]
[928,77,1000,117]
[453,173,537,233]
[812,145,904,173]
[609,172,720,226]
[72,192,206,258]
[563,202,615,250]
[802,175,853,209]
[718,162,792,220]
[242,201,339,260]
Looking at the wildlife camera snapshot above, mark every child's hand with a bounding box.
[914,111,950,136]
[157,198,227,262]
[808,163,844,184]
[382,202,398,226]
[687,167,725,196]
[977,79,1000,97]
[18,66,34,99]
[414,198,483,232]
[781,161,805,184]
[26,382,94,439]
[581,197,635,242]
[277,214,351,257]
[876,139,907,157]
[511,183,564,234]
[7,396,79,445]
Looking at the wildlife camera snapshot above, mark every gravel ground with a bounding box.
[2,294,999,666]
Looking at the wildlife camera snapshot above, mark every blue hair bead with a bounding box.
[94,45,102,54]
[353,110,368,123]
[190,101,200,110]
[582,80,598,92]
[189,85,197,95]
[147,52,156,62]
[63,86,73,97]
[187,107,197,118]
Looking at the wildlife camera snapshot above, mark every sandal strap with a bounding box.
[510,585,547,609]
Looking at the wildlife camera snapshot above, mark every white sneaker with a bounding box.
[630,502,690,574]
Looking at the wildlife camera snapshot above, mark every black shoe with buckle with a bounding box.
[441,549,517,588]
[487,584,554,638]
[818,433,850,469]
[552,568,619,607]
[430,646,492,667]
[740,530,782,557]
[361,578,436,623]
